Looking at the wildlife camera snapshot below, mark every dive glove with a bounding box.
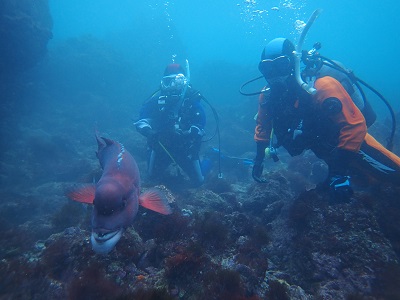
[141,127,159,147]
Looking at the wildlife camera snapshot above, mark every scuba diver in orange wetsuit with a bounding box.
[252,37,400,198]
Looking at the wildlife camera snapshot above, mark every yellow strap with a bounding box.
[158,141,177,165]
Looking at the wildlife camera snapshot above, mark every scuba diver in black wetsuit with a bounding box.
[134,63,206,187]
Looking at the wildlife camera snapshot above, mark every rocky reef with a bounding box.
[1,157,400,299]
[0,0,52,76]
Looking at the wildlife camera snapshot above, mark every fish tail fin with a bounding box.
[139,188,172,215]
[67,184,96,204]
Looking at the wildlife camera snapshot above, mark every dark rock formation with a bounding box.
[0,0,52,75]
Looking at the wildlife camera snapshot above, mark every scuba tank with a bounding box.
[294,9,396,151]
[300,41,396,149]
[301,43,377,127]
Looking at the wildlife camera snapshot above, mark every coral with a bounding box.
[112,228,145,263]
[181,188,231,212]
[0,257,46,298]
[203,268,262,300]
[236,238,269,278]
[265,280,290,300]
[67,263,124,300]
[204,175,233,194]
[133,209,192,245]
[164,241,207,285]
[229,212,254,238]
[369,185,400,257]
[371,262,400,299]
[40,238,71,280]
[195,211,229,248]
[219,192,242,212]
[231,220,270,279]
[119,288,174,300]
[0,226,37,259]
[288,190,319,232]
[204,269,242,297]
[243,174,294,216]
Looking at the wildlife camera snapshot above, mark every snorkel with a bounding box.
[174,58,189,105]
[294,9,322,95]
[240,9,322,96]
[185,59,191,84]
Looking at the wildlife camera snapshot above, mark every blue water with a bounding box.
[48,0,400,118]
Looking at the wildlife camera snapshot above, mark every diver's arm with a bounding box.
[136,122,158,140]
[192,95,207,130]
[315,77,367,153]
[182,98,206,139]
[314,77,367,198]
[133,98,159,144]
[253,92,272,183]
[254,92,272,143]
[134,96,158,136]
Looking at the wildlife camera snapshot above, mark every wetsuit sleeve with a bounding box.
[183,93,206,140]
[314,76,367,152]
[192,100,206,130]
[134,99,155,136]
[254,92,273,143]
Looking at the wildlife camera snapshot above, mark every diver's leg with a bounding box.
[148,149,156,179]
[148,149,170,182]
[178,156,204,187]
[353,134,400,184]
[190,159,205,186]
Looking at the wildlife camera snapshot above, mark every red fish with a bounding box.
[68,134,172,254]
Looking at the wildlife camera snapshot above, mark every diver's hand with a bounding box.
[252,161,267,183]
[329,175,353,200]
[179,126,204,138]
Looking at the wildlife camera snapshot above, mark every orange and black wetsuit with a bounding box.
[254,76,400,185]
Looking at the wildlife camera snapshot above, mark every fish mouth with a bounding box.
[91,228,123,255]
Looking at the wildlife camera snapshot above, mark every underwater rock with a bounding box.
[271,187,400,299]
[263,270,310,300]
[181,188,233,212]
[0,0,53,75]
[243,173,295,215]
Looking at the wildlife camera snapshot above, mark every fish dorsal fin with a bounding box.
[101,137,115,146]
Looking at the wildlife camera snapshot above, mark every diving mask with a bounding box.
[258,55,293,80]
[161,73,187,94]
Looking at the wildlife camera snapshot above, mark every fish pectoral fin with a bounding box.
[67,184,96,204]
[139,188,172,215]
